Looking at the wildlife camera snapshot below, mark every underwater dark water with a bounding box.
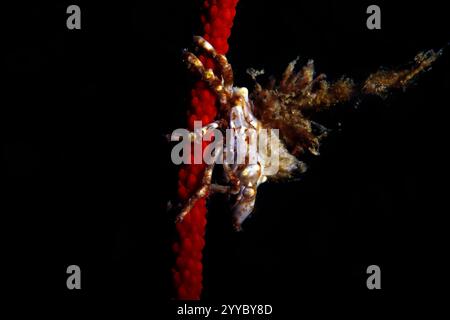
[3,0,449,316]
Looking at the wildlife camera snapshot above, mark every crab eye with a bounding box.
[243,187,255,198]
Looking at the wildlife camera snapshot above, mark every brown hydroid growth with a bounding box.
[250,49,442,158]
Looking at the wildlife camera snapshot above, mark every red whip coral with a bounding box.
[172,0,239,300]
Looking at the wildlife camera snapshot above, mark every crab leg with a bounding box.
[183,50,230,108]
[193,36,234,92]
[176,144,223,222]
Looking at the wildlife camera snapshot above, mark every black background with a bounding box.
[3,0,449,316]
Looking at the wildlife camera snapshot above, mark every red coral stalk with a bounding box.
[172,0,240,300]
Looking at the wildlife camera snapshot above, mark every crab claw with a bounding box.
[231,187,257,232]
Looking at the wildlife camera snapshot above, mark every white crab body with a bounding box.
[227,87,269,229]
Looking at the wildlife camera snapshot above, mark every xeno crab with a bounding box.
[173,35,442,231]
